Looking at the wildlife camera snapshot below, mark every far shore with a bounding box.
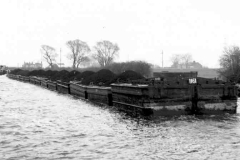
[153,68,219,79]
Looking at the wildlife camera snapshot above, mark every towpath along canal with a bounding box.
[1,75,240,160]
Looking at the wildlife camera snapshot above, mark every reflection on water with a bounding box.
[0,75,240,160]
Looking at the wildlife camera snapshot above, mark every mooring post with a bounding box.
[56,82,58,91]
[84,91,88,99]
[192,85,198,114]
[189,78,198,114]
[108,93,113,106]
[68,84,71,94]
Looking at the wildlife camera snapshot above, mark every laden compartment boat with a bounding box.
[111,72,238,116]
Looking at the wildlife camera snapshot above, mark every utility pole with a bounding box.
[58,48,64,68]
[41,51,43,68]
[162,50,164,68]
[60,48,61,68]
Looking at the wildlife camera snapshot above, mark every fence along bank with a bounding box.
[7,71,238,117]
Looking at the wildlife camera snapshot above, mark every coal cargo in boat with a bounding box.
[111,71,238,116]
[81,69,116,86]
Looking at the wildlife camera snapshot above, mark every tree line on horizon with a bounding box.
[169,47,240,82]
[41,40,119,69]
[169,53,204,69]
[40,39,152,77]
[41,39,240,81]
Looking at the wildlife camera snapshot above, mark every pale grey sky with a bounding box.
[0,0,240,68]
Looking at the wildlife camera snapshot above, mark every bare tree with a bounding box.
[170,53,193,68]
[80,57,91,67]
[219,45,240,81]
[93,40,119,67]
[66,39,91,68]
[40,45,57,68]
[181,53,193,68]
[170,54,181,68]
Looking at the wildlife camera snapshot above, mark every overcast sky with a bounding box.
[0,0,240,68]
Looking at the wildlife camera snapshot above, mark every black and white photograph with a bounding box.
[0,0,240,159]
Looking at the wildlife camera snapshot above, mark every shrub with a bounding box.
[105,61,152,77]
[110,70,144,83]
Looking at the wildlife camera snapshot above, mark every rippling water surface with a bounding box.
[1,76,240,160]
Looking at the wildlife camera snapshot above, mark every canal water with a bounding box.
[1,75,240,160]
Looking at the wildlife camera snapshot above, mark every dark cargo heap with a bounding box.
[8,69,144,86]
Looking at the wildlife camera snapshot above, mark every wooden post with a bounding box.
[84,91,88,99]
[191,84,198,114]
[108,93,113,106]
